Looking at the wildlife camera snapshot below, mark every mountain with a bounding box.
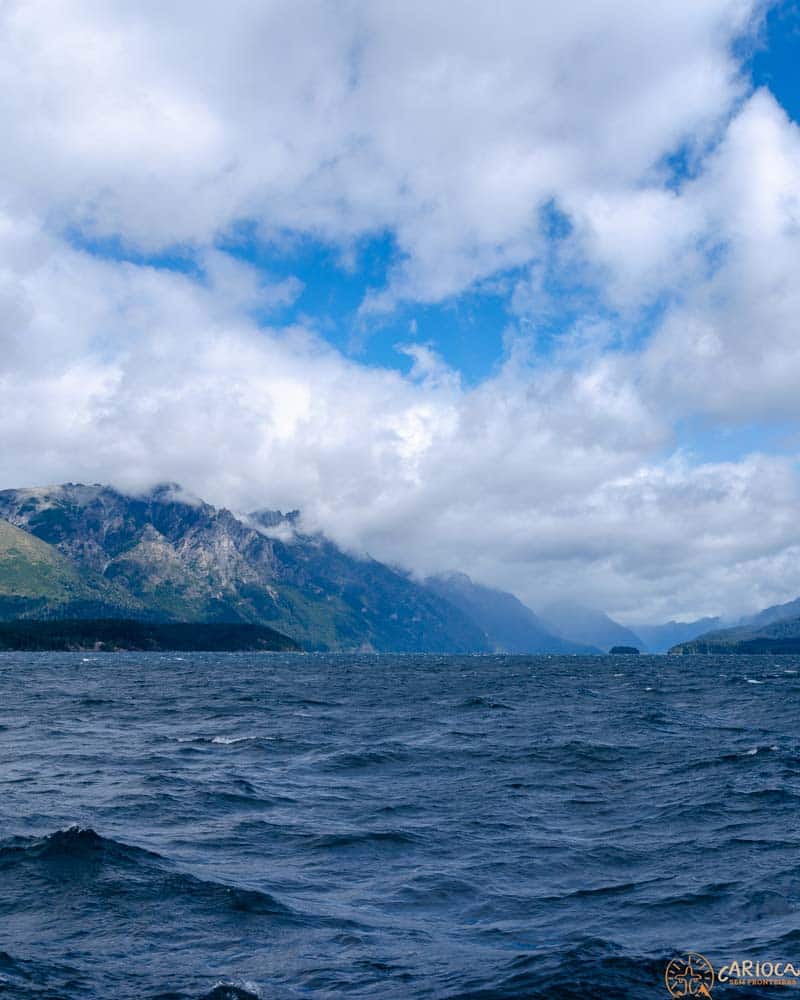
[0,518,135,620]
[739,597,800,629]
[538,601,643,653]
[629,618,721,654]
[671,612,800,654]
[426,573,600,653]
[0,483,489,653]
[670,593,800,654]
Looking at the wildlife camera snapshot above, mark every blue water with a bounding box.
[0,653,797,999]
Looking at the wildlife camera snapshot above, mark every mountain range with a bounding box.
[425,574,599,654]
[0,483,604,653]
[626,617,722,653]
[1,482,770,654]
[537,601,643,653]
[670,598,800,654]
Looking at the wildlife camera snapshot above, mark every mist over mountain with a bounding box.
[425,573,600,654]
[672,614,800,654]
[629,618,722,654]
[3,483,765,654]
[0,483,494,653]
[739,597,800,630]
[538,601,644,653]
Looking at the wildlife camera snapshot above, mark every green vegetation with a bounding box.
[0,485,491,652]
[671,614,800,654]
[0,619,298,652]
[0,520,89,601]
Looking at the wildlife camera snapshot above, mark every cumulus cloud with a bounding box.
[640,90,800,422]
[1,0,759,295]
[0,0,799,622]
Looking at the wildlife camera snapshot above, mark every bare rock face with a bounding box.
[0,483,488,653]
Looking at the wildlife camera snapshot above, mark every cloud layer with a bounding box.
[1,0,799,621]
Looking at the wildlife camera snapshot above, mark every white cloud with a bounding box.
[0,0,762,297]
[1,1,800,623]
[635,90,800,422]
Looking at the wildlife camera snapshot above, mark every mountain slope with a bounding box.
[426,573,600,653]
[538,601,644,653]
[630,618,721,654]
[739,597,800,629]
[0,519,136,619]
[0,484,489,653]
[671,613,800,654]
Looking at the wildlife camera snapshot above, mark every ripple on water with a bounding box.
[0,651,797,999]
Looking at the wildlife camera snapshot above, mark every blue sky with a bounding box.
[65,1,800,394]
[752,0,800,119]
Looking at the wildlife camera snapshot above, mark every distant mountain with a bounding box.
[0,483,489,653]
[426,573,600,654]
[630,618,722,654]
[739,597,800,629]
[671,612,800,654]
[538,601,643,653]
[670,593,800,654]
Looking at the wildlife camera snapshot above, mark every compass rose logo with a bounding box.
[665,953,715,997]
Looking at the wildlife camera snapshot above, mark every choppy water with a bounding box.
[0,653,798,999]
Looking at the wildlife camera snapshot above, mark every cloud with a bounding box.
[1,0,761,297]
[640,90,800,422]
[1,1,799,623]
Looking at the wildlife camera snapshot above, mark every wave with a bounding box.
[0,825,164,867]
[459,695,513,710]
[200,985,263,1000]
[0,826,298,921]
[305,829,420,850]
[174,734,276,747]
[321,747,412,770]
[446,938,664,999]
[719,744,780,762]
[4,652,800,999]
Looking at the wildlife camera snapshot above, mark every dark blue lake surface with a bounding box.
[0,653,798,999]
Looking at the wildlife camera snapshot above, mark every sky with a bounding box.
[0,0,799,623]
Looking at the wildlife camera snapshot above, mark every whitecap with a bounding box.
[212,735,252,745]
[208,980,264,999]
[745,678,764,684]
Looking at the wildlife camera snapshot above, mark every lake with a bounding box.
[0,652,796,998]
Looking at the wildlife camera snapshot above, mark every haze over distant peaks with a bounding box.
[1,482,775,655]
[538,601,644,654]
[425,573,600,654]
[0,483,486,652]
[629,619,723,654]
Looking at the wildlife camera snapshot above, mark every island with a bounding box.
[609,645,640,655]
[0,619,299,652]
